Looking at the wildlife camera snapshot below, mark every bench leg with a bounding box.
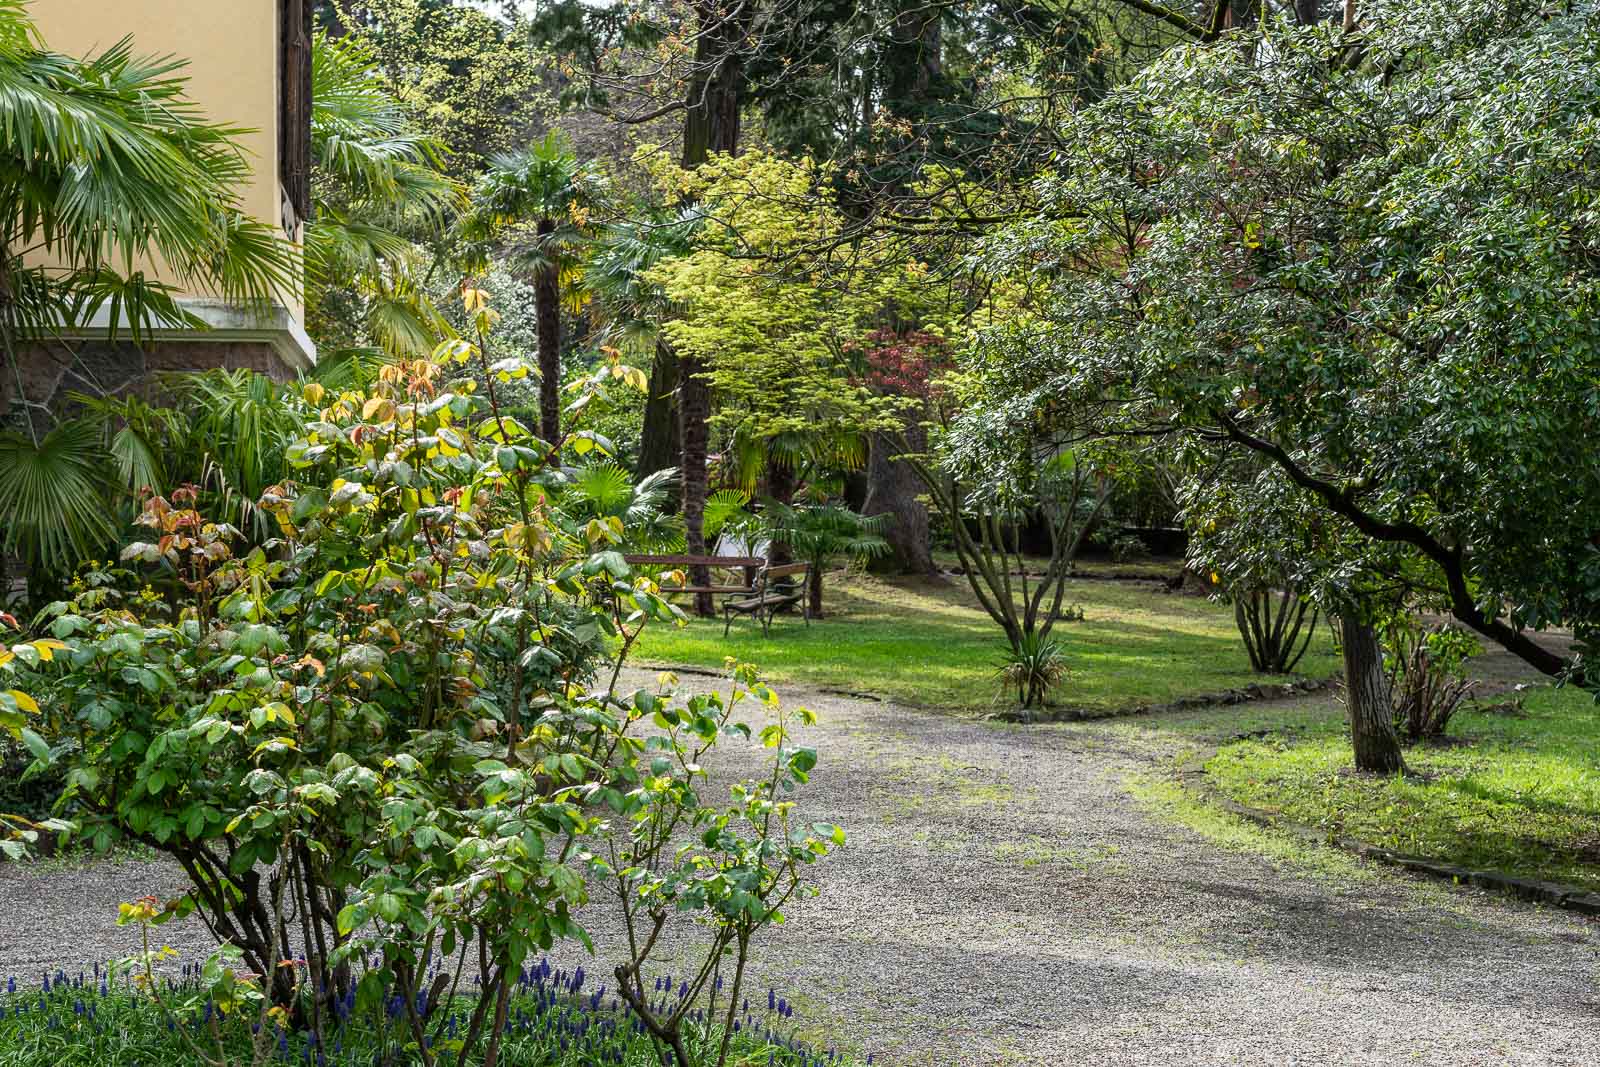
[723,607,733,637]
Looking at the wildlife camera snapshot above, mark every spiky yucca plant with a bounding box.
[996,632,1070,714]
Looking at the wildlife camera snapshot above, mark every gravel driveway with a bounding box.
[3,672,1596,1065]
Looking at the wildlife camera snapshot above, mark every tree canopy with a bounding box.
[954,0,1600,682]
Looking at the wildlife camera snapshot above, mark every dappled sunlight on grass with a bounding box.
[1200,686,1600,890]
[630,571,1339,711]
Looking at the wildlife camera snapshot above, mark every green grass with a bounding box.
[630,570,1338,713]
[1198,686,1600,890]
[1124,771,1382,884]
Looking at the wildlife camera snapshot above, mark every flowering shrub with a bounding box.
[850,329,952,402]
[0,612,71,859]
[15,291,843,1067]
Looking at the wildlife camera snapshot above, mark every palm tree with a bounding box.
[465,133,607,444]
[762,500,891,618]
[0,3,294,580]
[583,203,700,479]
[307,31,461,359]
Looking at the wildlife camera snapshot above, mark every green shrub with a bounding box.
[0,736,67,825]
[12,299,843,1067]
[995,632,1070,712]
[1107,534,1146,564]
[1381,614,1480,742]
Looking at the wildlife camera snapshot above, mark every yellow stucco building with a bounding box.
[10,1,314,429]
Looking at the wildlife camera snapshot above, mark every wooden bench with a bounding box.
[722,562,812,636]
[623,554,765,596]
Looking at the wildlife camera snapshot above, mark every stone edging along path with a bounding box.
[992,674,1341,723]
[639,659,1341,722]
[1177,747,1600,918]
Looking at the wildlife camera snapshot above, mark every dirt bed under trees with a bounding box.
[2,672,1595,1065]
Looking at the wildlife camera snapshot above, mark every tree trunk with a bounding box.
[1338,614,1405,774]
[1223,0,1258,29]
[679,354,714,616]
[680,1,746,168]
[636,337,680,479]
[675,0,746,616]
[1295,0,1323,24]
[765,460,796,568]
[534,217,561,446]
[863,425,937,576]
[886,1,942,103]
[808,564,823,619]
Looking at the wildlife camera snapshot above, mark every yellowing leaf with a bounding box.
[7,689,38,714]
[361,397,396,422]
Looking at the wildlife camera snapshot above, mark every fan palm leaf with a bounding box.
[310,33,456,222]
[0,12,294,318]
[0,418,119,574]
[305,31,460,361]
[0,4,297,585]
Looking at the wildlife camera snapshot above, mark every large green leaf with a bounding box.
[0,417,118,573]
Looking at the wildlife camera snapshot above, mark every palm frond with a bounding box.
[108,421,166,499]
[568,462,634,518]
[0,417,118,574]
[311,31,457,217]
[0,24,295,308]
[629,467,679,516]
[584,203,700,327]
[763,501,892,564]
[704,488,752,540]
[307,346,390,391]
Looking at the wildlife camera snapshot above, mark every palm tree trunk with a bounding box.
[679,354,714,617]
[535,217,561,445]
[765,460,796,567]
[1339,614,1405,773]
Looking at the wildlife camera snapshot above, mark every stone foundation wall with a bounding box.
[2,338,293,437]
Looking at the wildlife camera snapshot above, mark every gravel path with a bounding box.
[3,673,1596,1065]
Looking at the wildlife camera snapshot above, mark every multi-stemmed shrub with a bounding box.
[1232,586,1319,676]
[13,291,842,1067]
[1381,614,1480,743]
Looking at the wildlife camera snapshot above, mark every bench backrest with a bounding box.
[764,562,810,580]
[624,554,766,569]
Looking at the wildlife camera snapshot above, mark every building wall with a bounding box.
[5,338,293,439]
[31,0,285,272]
[13,1,314,421]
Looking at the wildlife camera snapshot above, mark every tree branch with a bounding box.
[1216,413,1577,681]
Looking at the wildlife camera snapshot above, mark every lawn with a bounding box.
[1190,686,1600,891]
[629,566,1339,713]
